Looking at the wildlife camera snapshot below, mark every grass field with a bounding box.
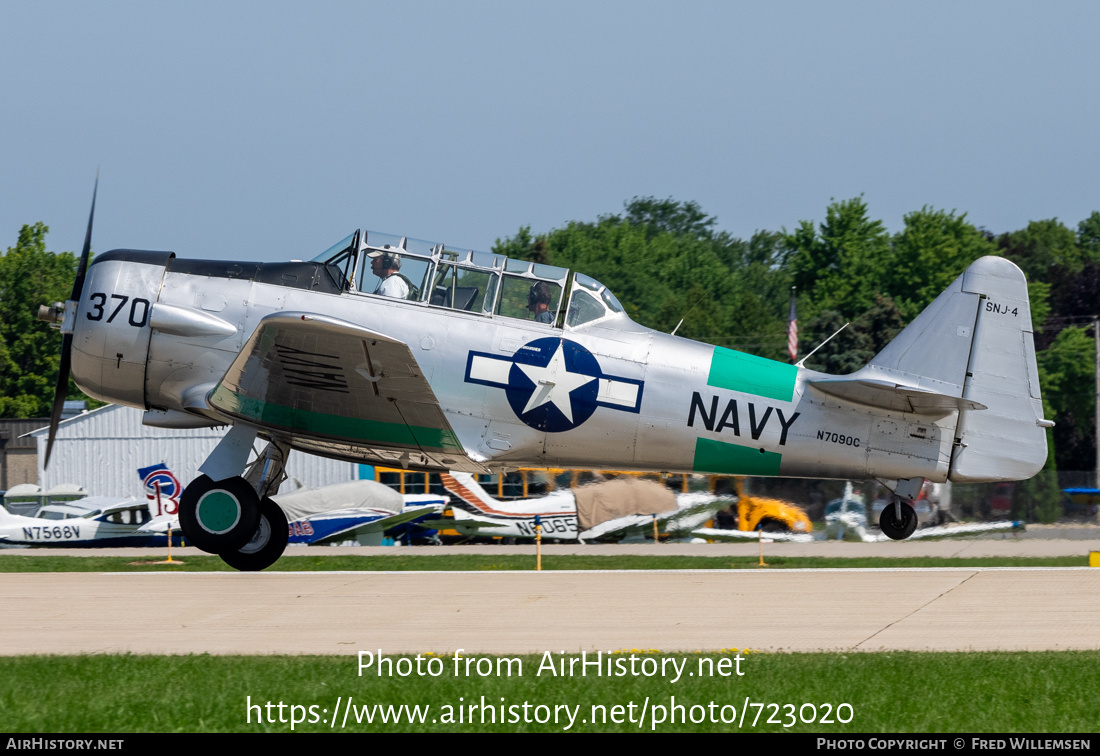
[1,651,1096,732]
[0,553,1087,572]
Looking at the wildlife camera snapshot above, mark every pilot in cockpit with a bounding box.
[527,281,555,323]
[368,249,410,299]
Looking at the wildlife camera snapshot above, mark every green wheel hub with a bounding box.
[196,490,241,534]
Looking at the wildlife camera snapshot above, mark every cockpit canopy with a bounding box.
[313,229,627,329]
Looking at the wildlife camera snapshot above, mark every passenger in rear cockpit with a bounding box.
[528,281,555,323]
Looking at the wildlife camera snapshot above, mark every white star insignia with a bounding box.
[516,341,596,423]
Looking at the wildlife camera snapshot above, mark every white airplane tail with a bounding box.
[440,472,576,520]
[439,472,507,516]
[866,256,1049,482]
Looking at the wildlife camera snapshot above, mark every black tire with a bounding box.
[879,500,918,540]
[758,519,787,533]
[178,475,261,554]
[219,497,289,572]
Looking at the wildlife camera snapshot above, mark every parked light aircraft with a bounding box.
[0,496,183,548]
[440,472,727,541]
[37,183,1052,569]
[278,481,443,544]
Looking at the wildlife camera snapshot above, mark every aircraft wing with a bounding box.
[856,520,1024,542]
[88,498,148,519]
[207,312,484,472]
[578,494,731,541]
[692,527,814,543]
[578,511,675,540]
[307,503,442,545]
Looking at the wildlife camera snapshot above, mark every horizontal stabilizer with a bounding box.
[808,377,987,414]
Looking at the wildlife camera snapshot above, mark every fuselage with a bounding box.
[71,244,956,483]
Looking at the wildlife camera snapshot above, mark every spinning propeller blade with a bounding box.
[44,175,97,468]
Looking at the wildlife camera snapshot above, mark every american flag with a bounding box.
[787,288,798,363]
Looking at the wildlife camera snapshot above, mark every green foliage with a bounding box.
[885,207,997,320]
[799,295,905,374]
[0,223,81,418]
[1077,211,1100,262]
[800,310,872,374]
[1039,327,1096,470]
[1012,433,1061,523]
[612,196,717,240]
[491,225,550,264]
[1027,281,1052,333]
[998,218,1081,280]
[785,196,892,320]
[1040,327,1094,422]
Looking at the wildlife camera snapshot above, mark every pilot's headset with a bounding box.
[527,281,551,309]
[368,247,402,271]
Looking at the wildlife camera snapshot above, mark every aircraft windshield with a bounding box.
[312,231,360,290]
[312,232,357,264]
[565,272,625,327]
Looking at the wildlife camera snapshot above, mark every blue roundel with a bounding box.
[505,338,601,432]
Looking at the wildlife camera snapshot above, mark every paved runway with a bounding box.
[5,567,1098,655]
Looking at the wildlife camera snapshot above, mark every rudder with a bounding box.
[948,257,1048,482]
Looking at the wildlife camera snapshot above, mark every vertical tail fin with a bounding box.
[439,472,503,514]
[868,256,1049,483]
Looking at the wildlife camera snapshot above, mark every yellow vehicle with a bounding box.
[711,478,813,534]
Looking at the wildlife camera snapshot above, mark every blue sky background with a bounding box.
[2,1,1098,262]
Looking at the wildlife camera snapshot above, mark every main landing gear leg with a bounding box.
[179,425,262,554]
[219,437,292,571]
[178,429,292,570]
[876,476,922,541]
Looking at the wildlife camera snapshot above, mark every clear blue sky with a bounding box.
[2,1,1098,262]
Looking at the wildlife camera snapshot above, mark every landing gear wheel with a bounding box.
[178,475,261,554]
[219,498,289,572]
[879,500,918,540]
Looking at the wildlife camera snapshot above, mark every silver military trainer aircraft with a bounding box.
[38,184,1052,569]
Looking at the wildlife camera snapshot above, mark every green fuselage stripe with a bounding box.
[692,437,783,476]
[707,347,797,402]
[209,386,463,454]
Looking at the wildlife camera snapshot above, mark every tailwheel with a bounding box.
[219,498,289,572]
[178,475,261,554]
[879,499,918,540]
